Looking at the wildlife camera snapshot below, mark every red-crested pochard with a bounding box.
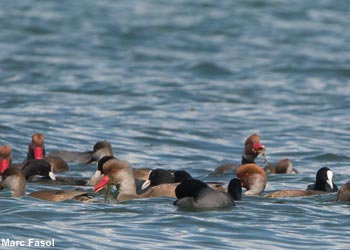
[336,181,350,202]
[214,134,266,174]
[215,134,297,175]
[0,145,56,181]
[93,158,183,202]
[0,166,91,202]
[48,140,115,164]
[236,163,267,196]
[0,167,26,197]
[24,133,69,173]
[88,154,153,187]
[29,189,92,202]
[264,158,298,174]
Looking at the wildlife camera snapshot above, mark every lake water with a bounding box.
[0,0,349,249]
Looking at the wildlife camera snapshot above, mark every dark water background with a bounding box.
[0,0,349,249]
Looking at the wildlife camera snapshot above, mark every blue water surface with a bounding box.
[0,0,349,249]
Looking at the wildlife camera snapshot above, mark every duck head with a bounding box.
[242,134,265,164]
[0,145,12,174]
[27,133,46,160]
[236,163,266,196]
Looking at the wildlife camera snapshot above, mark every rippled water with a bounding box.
[0,0,349,249]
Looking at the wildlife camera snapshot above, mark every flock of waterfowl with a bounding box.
[0,133,349,209]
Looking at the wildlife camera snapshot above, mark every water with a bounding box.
[0,0,349,249]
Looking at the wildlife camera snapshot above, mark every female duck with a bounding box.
[0,167,90,202]
[93,158,180,202]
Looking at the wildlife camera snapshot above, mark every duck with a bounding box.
[336,181,350,202]
[47,140,115,165]
[0,166,92,202]
[214,134,297,175]
[236,163,267,196]
[77,141,151,184]
[0,167,26,197]
[24,133,69,173]
[83,141,115,164]
[265,167,338,198]
[263,158,298,174]
[29,189,92,202]
[93,158,183,202]
[88,154,157,188]
[173,178,242,210]
[214,134,266,174]
[0,145,56,181]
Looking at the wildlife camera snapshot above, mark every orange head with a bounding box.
[0,145,12,174]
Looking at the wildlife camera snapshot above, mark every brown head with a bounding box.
[29,133,46,160]
[93,159,134,192]
[0,145,12,174]
[236,163,267,196]
[245,134,265,154]
[242,134,265,164]
[85,141,114,164]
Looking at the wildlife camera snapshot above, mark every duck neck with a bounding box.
[4,175,26,197]
[117,175,137,199]
[244,174,266,196]
[241,153,257,165]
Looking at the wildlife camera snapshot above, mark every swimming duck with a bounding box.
[29,189,92,202]
[236,163,267,196]
[83,141,115,164]
[336,181,350,202]
[214,134,297,175]
[263,158,298,174]
[266,167,338,198]
[0,167,91,202]
[93,158,183,202]
[0,167,26,197]
[47,140,115,164]
[0,145,56,181]
[24,133,69,173]
[173,178,242,210]
[214,134,266,174]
